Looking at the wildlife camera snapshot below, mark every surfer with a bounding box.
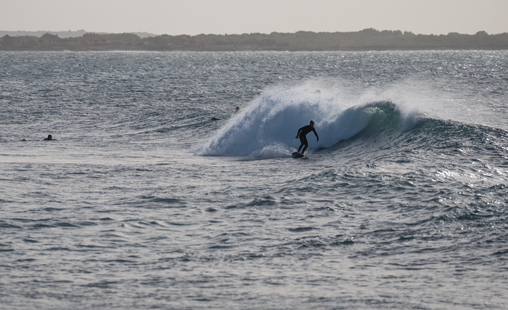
[44,135,53,140]
[295,120,319,154]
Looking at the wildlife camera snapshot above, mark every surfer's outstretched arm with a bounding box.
[313,129,319,141]
[295,128,302,139]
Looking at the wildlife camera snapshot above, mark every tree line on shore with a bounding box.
[1,29,507,51]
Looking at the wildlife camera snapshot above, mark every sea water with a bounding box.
[1,50,507,309]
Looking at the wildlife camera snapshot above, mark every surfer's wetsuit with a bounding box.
[296,124,319,154]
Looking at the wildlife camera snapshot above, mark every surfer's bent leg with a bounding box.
[298,135,308,154]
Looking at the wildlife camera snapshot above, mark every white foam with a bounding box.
[194,82,373,157]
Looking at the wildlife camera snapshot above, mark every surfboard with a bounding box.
[292,152,304,158]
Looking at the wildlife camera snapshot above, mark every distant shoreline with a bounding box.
[1,29,507,51]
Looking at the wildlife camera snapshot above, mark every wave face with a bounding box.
[195,84,418,158]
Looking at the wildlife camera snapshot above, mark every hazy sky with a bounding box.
[2,0,507,35]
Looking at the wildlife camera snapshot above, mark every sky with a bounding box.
[1,0,507,36]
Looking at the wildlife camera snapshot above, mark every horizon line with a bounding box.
[1,28,507,37]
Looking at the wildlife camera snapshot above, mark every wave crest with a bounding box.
[194,84,416,158]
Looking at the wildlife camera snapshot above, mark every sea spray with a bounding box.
[194,83,415,158]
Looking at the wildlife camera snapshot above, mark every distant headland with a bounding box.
[1,29,507,51]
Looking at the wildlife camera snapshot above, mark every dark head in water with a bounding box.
[44,135,53,140]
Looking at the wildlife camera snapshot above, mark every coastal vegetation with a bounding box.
[1,29,507,51]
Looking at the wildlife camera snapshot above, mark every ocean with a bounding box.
[1,50,507,309]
